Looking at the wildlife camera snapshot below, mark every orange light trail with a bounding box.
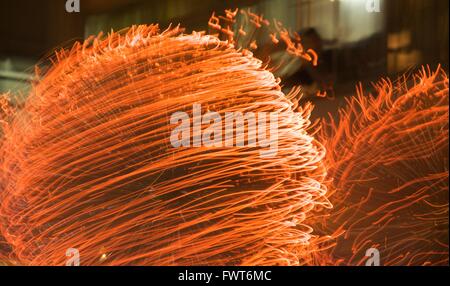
[0,18,328,265]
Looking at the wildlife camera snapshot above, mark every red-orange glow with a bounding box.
[1,6,446,267]
[208,8,319,69]
[316,66,449,266]
[0,22,328,265]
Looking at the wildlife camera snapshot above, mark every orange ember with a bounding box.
[0,20,327,265]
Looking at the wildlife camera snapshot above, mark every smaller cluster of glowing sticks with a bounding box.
[316,66,449,266]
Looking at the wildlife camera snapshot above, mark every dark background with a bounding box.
[0,0,448,116]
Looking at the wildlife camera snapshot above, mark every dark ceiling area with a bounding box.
[0,0,259,58]
[0,0,448,104]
